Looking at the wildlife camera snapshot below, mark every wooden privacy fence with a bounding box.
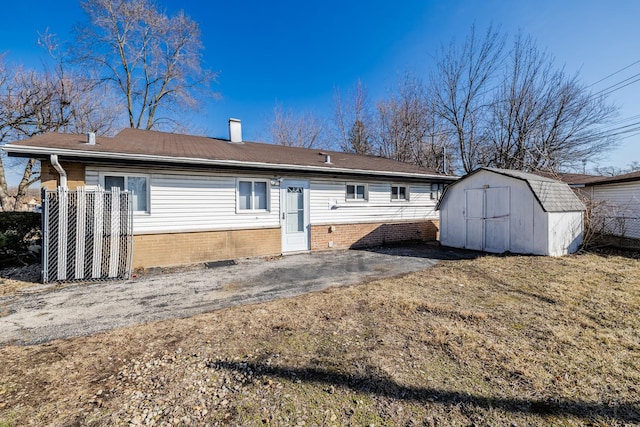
[41,187,133,283]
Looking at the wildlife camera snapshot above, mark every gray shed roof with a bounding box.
[438,167,585,212]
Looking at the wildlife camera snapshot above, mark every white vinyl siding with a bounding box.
[86,167,280,234]
[589,181,640,239]
[590,181,640,216]
[85,166,440,234]
[311,179,437,225]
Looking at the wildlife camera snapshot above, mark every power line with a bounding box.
[618,130,640,141]
[591,72,640,97]
[587,59,640,88]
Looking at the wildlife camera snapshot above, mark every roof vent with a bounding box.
[229,118,242,143]
[320,152,331,164]
[87,132,96,145]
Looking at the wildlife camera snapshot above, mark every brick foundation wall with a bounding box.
[132,228,281,269]
[310,220,439,251]
[40,160,86,190]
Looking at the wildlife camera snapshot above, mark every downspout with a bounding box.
[50,154,67,189]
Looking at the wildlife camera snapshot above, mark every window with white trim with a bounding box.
[391,185,409,201]
[237,180,269,211]
[102,174,149,213]
[346,184,367,201]
[431,183,445,200]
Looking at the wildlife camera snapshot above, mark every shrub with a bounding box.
[0,212,41,266]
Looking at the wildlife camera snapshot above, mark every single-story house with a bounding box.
[436,167,585,256]
[3,119,455,269]
[578,171,640,239]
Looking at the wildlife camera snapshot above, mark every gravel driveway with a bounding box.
[0,245,467,346]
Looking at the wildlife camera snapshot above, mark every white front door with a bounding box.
[281,180,310,252]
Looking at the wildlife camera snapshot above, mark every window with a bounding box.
[391,185,408,201]
[431,183,445,200]
[346,184,367,201]
[103,174,149,213]
[237,180,269,211]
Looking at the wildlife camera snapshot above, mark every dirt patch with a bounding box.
[0,264,41,296]
[1,251,639,426]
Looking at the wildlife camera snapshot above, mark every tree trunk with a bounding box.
[13,158,38,210]
[0,155,15,211]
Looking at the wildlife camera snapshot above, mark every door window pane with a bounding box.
[286,188,304,233]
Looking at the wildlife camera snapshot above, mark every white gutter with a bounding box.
[4,144,458,181]
[49,154,67,189]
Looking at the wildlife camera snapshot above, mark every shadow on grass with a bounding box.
[213,359,640,423]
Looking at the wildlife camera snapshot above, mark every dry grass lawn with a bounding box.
[0,250,639,426]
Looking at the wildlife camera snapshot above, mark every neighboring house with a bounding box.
[437,167,585,256]
[3,119,455,269]
[580,171,640,239]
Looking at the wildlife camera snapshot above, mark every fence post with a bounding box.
[75,187,87,280]
[57,186,68,281]
[108,187,121,278]
[41,188,49,283]
[91,189,104,278]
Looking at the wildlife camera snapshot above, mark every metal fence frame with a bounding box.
[601,216,640,240]
[42,187,133,283]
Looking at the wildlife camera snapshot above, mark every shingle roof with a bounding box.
[534,171,604,186]
[3,128,454,180]
[437,167,585,212]
[482,168,585,212]
[584,170,640,186]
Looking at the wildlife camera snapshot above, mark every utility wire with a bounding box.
[587,59,640,88]
[591,72,640,97]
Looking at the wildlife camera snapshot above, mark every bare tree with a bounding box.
[269,104,325,149]
[486,35,616,172]
[375,74,427,163]
[373,72,452,171]
[71,0,217,130]
[430,25,506,173]
[431,26,617,174]
[333,79,373,154]
[0,58,117,210]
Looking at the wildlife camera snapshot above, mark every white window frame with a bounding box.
[99,172,150,214]
[391,184,409,202]
[345,183,368,202]
[236,179,271,213]
[431,183,445,200]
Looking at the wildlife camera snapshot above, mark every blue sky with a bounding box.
[2,0,639,179]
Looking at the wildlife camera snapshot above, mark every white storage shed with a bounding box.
[437,168,585,256]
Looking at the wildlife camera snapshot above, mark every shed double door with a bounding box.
[465,187,510,253]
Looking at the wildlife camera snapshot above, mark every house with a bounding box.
[580,171,640,239]
[436,167,585,256]
[3,119,455,270]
